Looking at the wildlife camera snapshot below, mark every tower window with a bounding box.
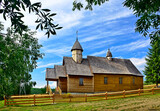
[119,77,123,84]
[79,78,83,86]
[104,77,108,84]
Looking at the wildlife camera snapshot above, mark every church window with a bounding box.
[119,77,123,84]
[104,77,108,84]
[133,77,135,84]
[79,78,83,86]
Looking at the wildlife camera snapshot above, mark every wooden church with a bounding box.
[45,37,143,93]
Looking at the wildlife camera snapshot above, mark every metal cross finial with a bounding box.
[76,31,78,41]
[108,44,110,50]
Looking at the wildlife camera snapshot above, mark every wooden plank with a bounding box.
[6,99,33,102]
[35,99,53,102]
[10,97,33,99]
[7,102,34,105]
[4,96,6,106]
[34,94,35,106]
[35,101,53,104]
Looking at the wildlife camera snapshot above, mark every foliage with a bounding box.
[0,22,44,99]
[123,0,160,37]
[31,88,55,94]
[31,88,43,94]
[41,86,47,94]
[72,0,109,11]
[144,31,160,87]
[0,0,62,37]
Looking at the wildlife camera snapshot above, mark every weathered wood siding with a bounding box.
[94,74,143,92]
[59,77,67,92]
[67,75,94,92]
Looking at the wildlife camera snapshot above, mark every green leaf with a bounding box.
[55,27,63,30]
[0,9,3,13]
[42,9,50,12]
[49,13,56,17]
[36,24,40,30]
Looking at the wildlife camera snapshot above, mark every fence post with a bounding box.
[152,88,154,95]
[52,94,55,104]
[4,96,6,106]
[123,90,125,98]
[105,92,107,100]
[138,89,141,96]
[85,94,87,102]
[34,94,35,106]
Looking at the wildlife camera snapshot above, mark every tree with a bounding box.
[0,22,44,99]
[0,0,62,37]
[144,31,160,87]
[73,0,160,37]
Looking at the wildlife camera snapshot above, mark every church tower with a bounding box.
[71,32,83,63]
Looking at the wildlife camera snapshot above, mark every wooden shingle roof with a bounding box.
[63,57,93,76]
[45,56,143,80]
[87,56,143,76]
[54,65,66,77]
[45,68,57,80]
[71,40,83,51]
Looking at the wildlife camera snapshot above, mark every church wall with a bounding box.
[67,75,94,93]
[58,77,67,92]
[94,74,143,92]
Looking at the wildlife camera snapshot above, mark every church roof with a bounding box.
[71,40,83,51]
[46,68,57,80]
[54,65,66,77]
[87,56,142,76]
[63,57,93,76]
[45,56,143,80]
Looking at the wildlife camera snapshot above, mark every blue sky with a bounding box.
[0,0,150,88]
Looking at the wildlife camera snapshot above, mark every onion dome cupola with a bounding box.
[71,39,83,52]
[106,49,112,60]
[71,31,83,63]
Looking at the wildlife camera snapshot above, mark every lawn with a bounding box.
[0,93,160,111]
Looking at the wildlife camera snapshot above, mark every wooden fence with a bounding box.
[4,88,160,106]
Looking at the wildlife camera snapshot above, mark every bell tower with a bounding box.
[71,31,83,63]
[106,49,112,60]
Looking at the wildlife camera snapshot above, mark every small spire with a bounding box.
[76,31,78,41]
[106,48,112,57]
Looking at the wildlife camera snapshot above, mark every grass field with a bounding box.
[0,93,160,111]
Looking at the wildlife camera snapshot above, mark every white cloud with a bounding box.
[130,57,146,72]
[91,50,107,56]
[111,39,150,52]
[41,69,46,73]
[50,82,57,89]
[34,81,57,88]
[37,62,62,69]
[34,82,45,88]
[44,46,71,57]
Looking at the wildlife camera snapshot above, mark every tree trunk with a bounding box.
[156,82,158,88]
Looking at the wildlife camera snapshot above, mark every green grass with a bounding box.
[1,93,160,111]
[0,100,4,109]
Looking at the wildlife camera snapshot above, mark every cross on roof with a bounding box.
[76,31,78,41]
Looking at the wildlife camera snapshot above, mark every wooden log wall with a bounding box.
[94,74,143,92]
[67,75,94,93]
[59,77,67,92]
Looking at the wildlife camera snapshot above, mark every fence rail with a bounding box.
[4,88,160,106]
